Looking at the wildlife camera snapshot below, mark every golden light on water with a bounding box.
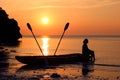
[42,37,49,56]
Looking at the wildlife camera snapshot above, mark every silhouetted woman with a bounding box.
[82,39,95,62]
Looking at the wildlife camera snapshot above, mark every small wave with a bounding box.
[95,63,120,67]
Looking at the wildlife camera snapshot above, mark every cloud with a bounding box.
[26,0,120,9]
[1,0,120,10]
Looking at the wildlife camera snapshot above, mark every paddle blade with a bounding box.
[27,23,32,31]
[64,22,69,31]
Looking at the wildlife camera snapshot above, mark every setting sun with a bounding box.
[42,17,49,24]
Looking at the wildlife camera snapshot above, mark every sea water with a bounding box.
[1,36,120,79]
[10,36,120,65]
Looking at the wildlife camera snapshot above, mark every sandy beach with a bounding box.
[0,64,120,80]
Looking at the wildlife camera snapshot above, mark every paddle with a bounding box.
[27,23,44,56]
[54,22,70,56]
[27,23,49,65]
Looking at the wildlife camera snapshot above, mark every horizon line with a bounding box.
[22,35,120,38]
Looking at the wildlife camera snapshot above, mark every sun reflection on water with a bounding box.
[42,37,49,56]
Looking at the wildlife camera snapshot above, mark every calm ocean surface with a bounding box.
[10,36,120,65]
[1,36,120,78]
[5,36,120,64]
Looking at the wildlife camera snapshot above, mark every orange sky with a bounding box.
[1,0,120,36]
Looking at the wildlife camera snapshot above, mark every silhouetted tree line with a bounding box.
[0,7,22,44]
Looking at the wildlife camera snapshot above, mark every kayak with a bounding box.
[15,53,90,65]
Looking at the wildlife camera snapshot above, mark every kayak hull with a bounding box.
[15,53,89,65]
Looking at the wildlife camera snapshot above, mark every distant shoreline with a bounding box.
[22,35,120,38]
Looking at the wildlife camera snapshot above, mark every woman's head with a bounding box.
[83,38,88,44]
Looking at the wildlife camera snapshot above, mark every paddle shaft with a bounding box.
[30,30,44,56]
[54,22,69,56]
[26,23,50,66]
[27,23,44,56]
[54,31,65,56]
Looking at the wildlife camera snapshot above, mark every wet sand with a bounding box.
[0,66,120,80]
[0,47,120,80]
